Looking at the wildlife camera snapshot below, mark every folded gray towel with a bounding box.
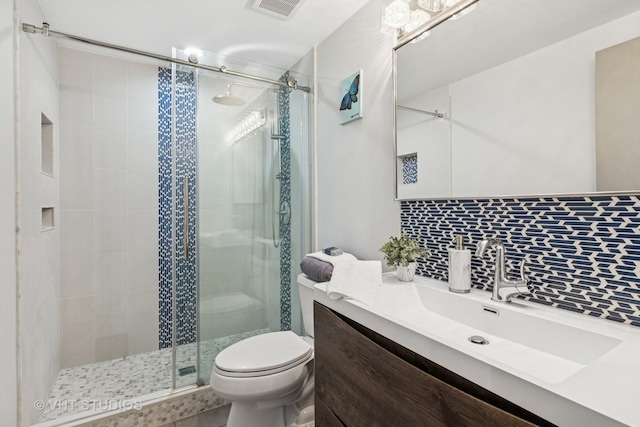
[300,256,333,282]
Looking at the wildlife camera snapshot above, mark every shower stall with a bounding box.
[30,27,311,425]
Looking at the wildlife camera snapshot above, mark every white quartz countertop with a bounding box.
[312,273,640,427]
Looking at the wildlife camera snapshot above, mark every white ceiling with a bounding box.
[38,0,371,71]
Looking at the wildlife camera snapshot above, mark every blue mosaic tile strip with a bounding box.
[158,68,198,348]
[402,155,418,185]
[279,73,292,331]
[401,196,640,328]
[158,68,173,349]
[174,70,198,346]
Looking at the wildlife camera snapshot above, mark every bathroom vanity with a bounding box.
[313,274,640,426]
[314,302,549,426]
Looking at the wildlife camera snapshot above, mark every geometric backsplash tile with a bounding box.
[401,195,640,328]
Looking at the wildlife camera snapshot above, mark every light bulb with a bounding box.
[380,9,398,36]
[383,0,411,29]
[403,9,430,32]
[417,0,446,13]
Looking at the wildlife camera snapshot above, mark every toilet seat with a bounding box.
[214,331,313,378]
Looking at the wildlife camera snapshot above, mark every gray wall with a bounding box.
[315,0,399,263]
[596,35,640,191]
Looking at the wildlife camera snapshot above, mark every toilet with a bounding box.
[210,274,317,427]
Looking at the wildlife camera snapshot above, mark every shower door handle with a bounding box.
[183,176,189,260]
[271,175,281,249]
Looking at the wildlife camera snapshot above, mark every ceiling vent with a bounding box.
[250,0,306,19]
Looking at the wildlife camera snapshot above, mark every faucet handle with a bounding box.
[475,237,503,257]
[475,239,488,257]
[516,259,527,283]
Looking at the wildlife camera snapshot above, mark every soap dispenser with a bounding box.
[448,236,471,293]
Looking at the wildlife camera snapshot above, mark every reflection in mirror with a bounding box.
[395,0,640,200]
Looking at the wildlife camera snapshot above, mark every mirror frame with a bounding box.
[392,0,640,201]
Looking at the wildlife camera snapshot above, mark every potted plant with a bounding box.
[380,233,429,282]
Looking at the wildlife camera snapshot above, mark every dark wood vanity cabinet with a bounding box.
[314,302,555,427]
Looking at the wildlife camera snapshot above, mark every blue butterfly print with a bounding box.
[340,74,360,111]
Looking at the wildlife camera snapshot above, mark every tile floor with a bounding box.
[40,329,269,423]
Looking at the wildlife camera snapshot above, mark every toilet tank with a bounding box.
[297,274,318,337]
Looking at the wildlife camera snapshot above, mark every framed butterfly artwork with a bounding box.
[339,70,363,124]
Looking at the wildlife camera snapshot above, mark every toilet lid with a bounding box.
[214,331,312,377]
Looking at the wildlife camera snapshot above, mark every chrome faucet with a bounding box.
[475,238,530,302]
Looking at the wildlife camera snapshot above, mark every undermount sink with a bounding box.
[373,276,623,384]
[416,282,622,364]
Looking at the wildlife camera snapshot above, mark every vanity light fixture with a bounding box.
[381,0,412,31]
[380,0,476,40]
[417,0,448,13]
[404,9,432,43]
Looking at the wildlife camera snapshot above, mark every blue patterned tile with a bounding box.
[174,69,198,346]
[402,195,640,328]
[402,155,418,185]
[279,73,292,331]
[158,67,198,348]
[158,68,173,349]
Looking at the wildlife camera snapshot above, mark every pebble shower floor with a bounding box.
[39,329,267,422]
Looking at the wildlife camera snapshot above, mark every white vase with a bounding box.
[396,262,417,282]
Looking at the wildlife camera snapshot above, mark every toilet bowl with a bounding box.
[199,292,265,341]
[209,274,317,427]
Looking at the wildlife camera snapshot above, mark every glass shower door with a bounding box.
[195,80,279,384]
[193,66,310,385]
[165,45,310,386]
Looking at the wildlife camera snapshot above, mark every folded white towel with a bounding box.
[327,260,382,307]
[306,251,357,265]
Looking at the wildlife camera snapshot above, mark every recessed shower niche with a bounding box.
[41,207,54,231]
[401,153,418,185]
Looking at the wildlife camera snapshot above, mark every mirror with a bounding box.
[394,0,640,200]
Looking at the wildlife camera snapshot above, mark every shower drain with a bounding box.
[468,335,490,345]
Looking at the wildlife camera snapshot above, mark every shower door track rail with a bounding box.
[22,22,311,93]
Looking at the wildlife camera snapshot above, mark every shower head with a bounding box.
[213,84,245,106]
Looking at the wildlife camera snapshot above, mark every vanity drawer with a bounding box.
[314,302,553,427]
[316,396,346,427]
